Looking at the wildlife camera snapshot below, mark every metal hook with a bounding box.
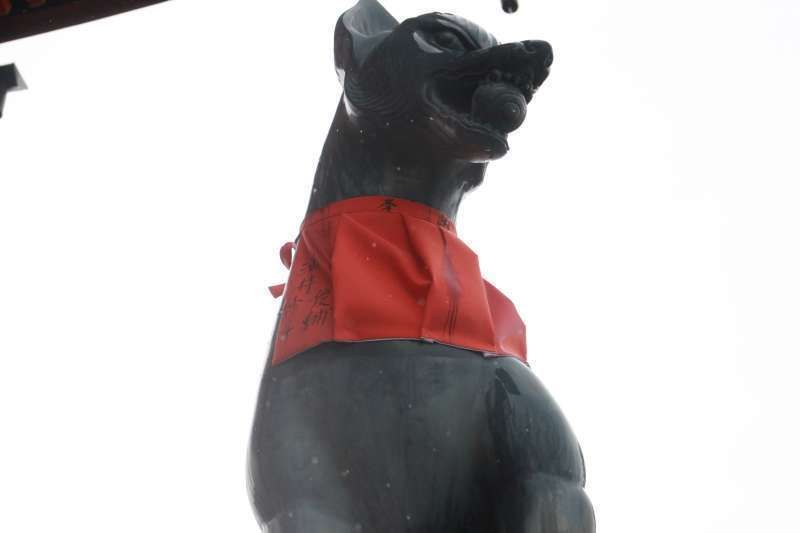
[0,64,27,119]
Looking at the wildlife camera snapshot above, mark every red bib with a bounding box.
[269,196,526,366]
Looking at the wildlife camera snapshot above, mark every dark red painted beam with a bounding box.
[0,0,170,44]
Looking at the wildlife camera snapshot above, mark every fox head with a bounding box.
[334,0,553,162]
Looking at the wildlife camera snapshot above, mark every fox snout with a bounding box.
[444,39,553,134]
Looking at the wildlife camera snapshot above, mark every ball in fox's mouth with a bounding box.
[471,82,527,134]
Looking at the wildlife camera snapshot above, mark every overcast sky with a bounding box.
[1,1,799,531]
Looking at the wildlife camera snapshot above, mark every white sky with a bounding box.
[1,0,799,531]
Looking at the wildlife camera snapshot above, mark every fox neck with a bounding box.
[306,99,486,221]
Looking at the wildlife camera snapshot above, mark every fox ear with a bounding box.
[335,0,399,85]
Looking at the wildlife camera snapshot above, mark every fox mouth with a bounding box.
[424,68,543,154]
[419,37,553,159]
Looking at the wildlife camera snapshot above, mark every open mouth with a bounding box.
[424,68,540,147]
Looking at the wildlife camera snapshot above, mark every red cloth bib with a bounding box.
[269,196,526,366]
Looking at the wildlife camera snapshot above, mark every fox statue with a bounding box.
[248,2,595,532]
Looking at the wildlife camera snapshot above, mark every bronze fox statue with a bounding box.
[248,2,595,532]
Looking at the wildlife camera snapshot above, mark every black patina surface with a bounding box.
[249,2,594,531]
[250,342,592,533]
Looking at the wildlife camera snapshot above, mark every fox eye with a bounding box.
[433,30,467,51]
